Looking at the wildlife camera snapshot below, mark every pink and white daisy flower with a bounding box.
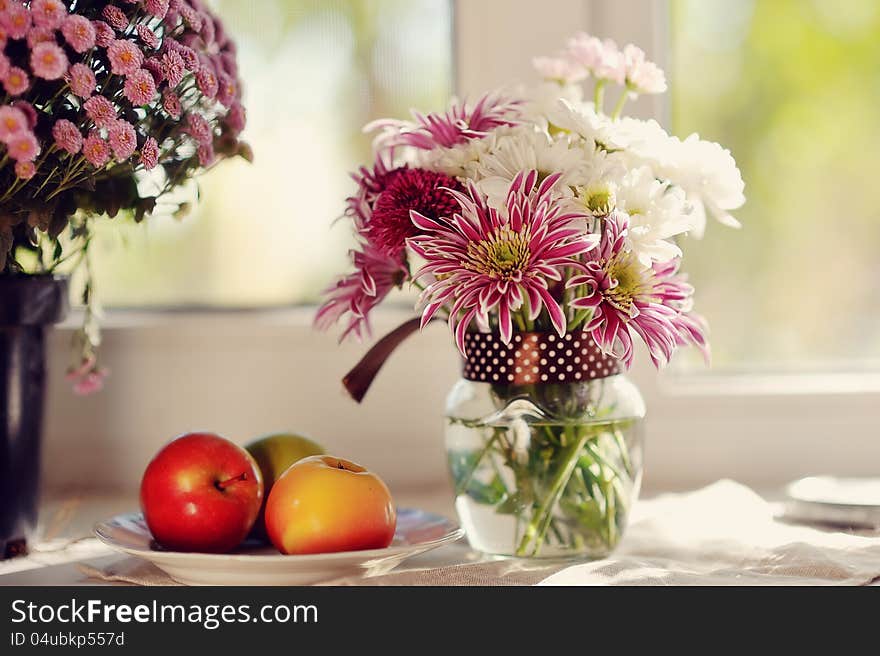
[30,42,69,80]
[61,15,96,53]
[567,33,625,84]
[30,0,66,30]
[67,62,96,98]
[316,243,409,342]
[26,26,55,48]
[532,55,586,84]
[161,89,181,118]
[195,64,218,99]
[409,171,599,351]
[185,112,212,144]
[366,92,521,153]
[566,212,707,368]
[107,39,143,76]
[12,100,36,127]
[0,104,28,143]
[123,68,156,105]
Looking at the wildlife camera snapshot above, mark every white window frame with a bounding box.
[42,0,879,498]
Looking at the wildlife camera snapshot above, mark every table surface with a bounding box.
[0,488,472,586]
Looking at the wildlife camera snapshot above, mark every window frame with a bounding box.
[42,0,880,496]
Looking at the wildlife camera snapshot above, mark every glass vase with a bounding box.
[445,331,645,559]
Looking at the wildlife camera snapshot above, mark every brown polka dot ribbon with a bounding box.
[462,331,621,385]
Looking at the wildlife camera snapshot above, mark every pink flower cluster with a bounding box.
[0,0,248,185]
[0,0,251,395]
[534,32,667,94]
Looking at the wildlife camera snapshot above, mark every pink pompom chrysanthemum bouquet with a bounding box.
[0,0,249,392]
[320,34,744,558]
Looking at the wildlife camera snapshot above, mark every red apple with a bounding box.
[140,432,263,553]
[265,455,396,555]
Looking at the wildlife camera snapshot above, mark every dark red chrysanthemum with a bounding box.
[368,168,462,257]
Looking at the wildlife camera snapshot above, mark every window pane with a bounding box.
[671,0,880,371]
[90,0,452,307]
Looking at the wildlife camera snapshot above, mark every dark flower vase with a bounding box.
[0,276,68,559]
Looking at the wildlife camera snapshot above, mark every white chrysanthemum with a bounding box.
[416,135,494,179]
[545,98,627,150]
[474,125,593,209]
[656,134,745,236]
[616,166,694,265]
[520,81,584,133]
[615,124,745,237]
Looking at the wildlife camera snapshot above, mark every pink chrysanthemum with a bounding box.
[409,171,598,351]
[185,112,212,144]
[123,68,156,105]
[1,2,31,39]
[137,24,159,50]
[160,49,184,87]
[61,15,96,53]
[82,131,110,167]
[197,141,215,167]
[30,42,69,80]
[2,66,28,96]
[179,5,203,32]
[101,5,128,31]
[195,64,218,99]
[367,168,462,257]
[316,243,408,341]
[145,0,170,20]
[84,95,117,128]
[67,62,96,98]
[142,57,163,84]
[225,102,245,135]
[0,104,28,143]
[26,26,54,48]
[92,20,114,48]
[161,89,181,118]
[6,131,40,162]
[14,159,35,179]
[12,100,36,127]
[216,72,237,107]
[107,39,143,76]
[366,92,521,152]
[31,0,66,30]
[140,136,159,170]
[566,212,708,368]
[52,118,83,154]
[108,119,137,161]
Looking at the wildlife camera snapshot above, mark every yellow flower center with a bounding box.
[603,250,651,314]
[465,225,531,280]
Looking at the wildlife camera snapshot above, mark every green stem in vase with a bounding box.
[515,426,591,557]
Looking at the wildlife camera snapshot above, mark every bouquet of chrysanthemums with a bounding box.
[319,33,743,377]
[0,0,248,392]
[320,34,744,558]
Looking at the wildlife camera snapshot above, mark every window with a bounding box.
[670,0,880,372]
[89,0,453,308]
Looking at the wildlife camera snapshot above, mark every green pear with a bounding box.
[245,433,325,539]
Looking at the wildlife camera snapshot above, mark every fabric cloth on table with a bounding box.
[81,480,880,586]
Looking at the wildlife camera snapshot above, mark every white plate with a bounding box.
[784,476,880,528]
[94,509,464,585]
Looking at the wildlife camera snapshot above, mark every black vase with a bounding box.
[0,275,68,559]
